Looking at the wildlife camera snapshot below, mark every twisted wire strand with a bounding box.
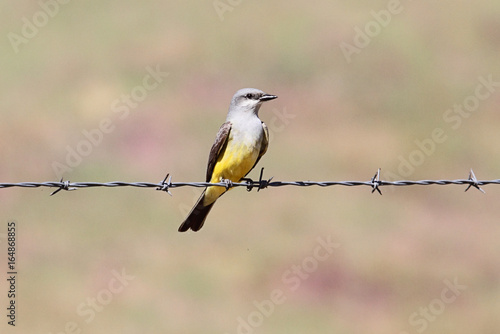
[0,169,495,195]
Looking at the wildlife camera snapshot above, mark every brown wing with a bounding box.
[246,121,269,177]
[206,121,232,182]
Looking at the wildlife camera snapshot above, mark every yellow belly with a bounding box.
[203,139,260,205]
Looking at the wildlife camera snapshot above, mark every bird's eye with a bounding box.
[245,93,253,99]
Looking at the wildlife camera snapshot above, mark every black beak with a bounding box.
[260,93,278,102]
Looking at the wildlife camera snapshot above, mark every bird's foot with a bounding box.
[242,177,256,192]
[243,168,273,192]
[221,178,233,190]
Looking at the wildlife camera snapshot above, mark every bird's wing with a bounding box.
[206,121,232,182]
[247,121,269,175]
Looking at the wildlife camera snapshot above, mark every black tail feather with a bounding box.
[178,192,215,232]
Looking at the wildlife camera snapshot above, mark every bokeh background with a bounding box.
[2,1,500,333]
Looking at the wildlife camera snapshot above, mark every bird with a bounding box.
[178,88,277,232]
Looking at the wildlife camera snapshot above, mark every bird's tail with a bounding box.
[178,191,215,232]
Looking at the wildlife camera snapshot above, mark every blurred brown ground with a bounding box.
[1,1,500,333]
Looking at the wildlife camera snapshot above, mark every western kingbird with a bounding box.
[178,88,277,232]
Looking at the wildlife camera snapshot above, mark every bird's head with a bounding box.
[229,88,277,116]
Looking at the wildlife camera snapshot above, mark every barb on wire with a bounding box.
[50,178,76,196]
[1,168,498,196]
[243,168,274,192]
[465,169,485,194]
[156,173,173,196]
[371,168,382,195]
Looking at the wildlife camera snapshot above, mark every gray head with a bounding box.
[228,88,277,117]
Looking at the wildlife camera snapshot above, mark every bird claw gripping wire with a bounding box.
[50,178,76,196]
[465,169,485,194]
[221,178,234,190]
[244,167,273,192]
[157,173,173,196]
[242,178,255,191]
[370,168,382,195]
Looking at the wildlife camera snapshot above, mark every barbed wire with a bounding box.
[0,168,496,196]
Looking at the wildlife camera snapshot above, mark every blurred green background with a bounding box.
[1,0,500,333]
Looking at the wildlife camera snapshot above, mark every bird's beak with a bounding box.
[260,94,278,102]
